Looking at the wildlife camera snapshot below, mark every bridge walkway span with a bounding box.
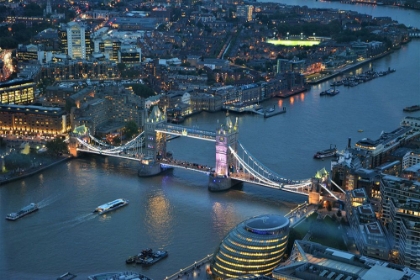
[155,123,216,142]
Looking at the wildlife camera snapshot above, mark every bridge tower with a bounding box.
[208,116,240,191]
[138,106,168,176]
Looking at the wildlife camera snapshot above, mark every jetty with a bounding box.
[264,107,287,118]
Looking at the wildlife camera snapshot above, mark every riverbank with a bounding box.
[322,0,420,12]
[307,50,394,84]
[0,155,72,186]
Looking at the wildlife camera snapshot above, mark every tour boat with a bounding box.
[6,203,38,221]
[314,145,337,159]
[93,199,128,214]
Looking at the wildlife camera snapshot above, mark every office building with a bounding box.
[59,22,92,59]
[0,79,35,105]
[355,118,420,168]
[118,45,141,64]
[236,5,253,21]
[346,189,391,260]
[0,104,70,136]
[210,214,289,279]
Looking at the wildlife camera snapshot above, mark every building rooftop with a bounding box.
[355,125,418,155]
[244,215,289,233]
[352,188,368,199]
[361,264,404,280]
[0,104,64,114]
[376,160,400,172]
[274,240,420,280]
[358,204,375,216]
[404,163,420,173]
[365,222,383,236]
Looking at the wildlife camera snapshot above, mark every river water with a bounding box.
[1,4,420,280]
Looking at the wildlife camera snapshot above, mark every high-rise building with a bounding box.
[380,175,420,268]
[59,22,92,59]
[45,0,52,15]
[236,5,253,21]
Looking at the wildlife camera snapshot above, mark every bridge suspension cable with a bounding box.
[329,178,346,193]
[229,142,312,195]
[76,132,145,155]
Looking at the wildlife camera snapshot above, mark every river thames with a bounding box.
[1,4,420,280]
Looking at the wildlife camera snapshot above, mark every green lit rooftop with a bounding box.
[266,39,321,46]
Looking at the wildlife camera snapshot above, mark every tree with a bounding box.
[117,63,126,72]
[234,58,245,65]
[23,3,43,17]
[113,137,121,144]
[65,99,76,113]
[4,153,31,172]
[129,84,155,98]
[124,121,139,140]
[46,138,68,156]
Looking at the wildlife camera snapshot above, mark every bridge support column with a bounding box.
[138,106,168,177]
[208,117,239,191]
[68,138,79,157]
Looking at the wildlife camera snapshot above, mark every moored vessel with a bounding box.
[135,248,168,266]
[93,198,128,214]
[403,105,420,112]
[88,271,152,280]
[125,256,137,264]
[6,203,38,221]
[314,145,337,159]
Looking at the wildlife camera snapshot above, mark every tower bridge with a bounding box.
[71,106,339,197]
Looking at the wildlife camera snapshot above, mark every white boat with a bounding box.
[94,199,129,214]
[6,203,38,221]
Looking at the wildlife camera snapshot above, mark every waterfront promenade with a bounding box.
[0,154,71,185]
[306,50,394,84]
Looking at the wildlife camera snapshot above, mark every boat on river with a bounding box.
[403,105,420,112]
[330,80,343,87]
[6,203,38,221]
[134,248,168,266]
[88,271,152,280]
[320,88,339,96]
[93,198,128,214]
[314,145,337,159]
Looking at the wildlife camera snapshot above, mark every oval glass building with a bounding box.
[210,214,290,279]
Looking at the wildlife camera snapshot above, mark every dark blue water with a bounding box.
[0,6,419,280]
[259,0,420,28]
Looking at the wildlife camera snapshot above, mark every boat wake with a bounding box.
[56,213,96,230]
[37,194,62,209]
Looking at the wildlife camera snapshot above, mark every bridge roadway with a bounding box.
[159,158,213,174]
[155,123,216,141]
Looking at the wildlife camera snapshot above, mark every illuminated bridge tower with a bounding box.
[138,106,167,176]
[208,117,240,191]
